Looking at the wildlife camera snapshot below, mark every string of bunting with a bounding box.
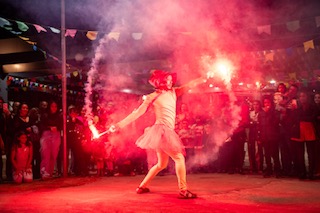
[6,76,86,96]
[0,15,319,47]
[1,15,319,72]
[1,15,320,91]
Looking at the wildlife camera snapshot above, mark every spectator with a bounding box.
[279,84,299,177]
[11,131,33,184]
[189,116,205,173]
[39,100,62,180]
[313,92,320,178]
[0,97,6,183]
[274,83,287,112]
[176,103,193,126]
[39,101,48,115]
[28,105,41,179]
[257,96,281,178]
[248,100,264,174]
[226,98,249,174]
[291,89,317,180]
[7,103,33,181]
[67,105,89,176]
[5,101,20,181]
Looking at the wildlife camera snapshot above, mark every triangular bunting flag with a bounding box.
[65,29,77,38]
[72,71,79,77]
[50,27,60,33]
[86,31,98,40]
[303,40,314,52]
[18,36,29,40]
[0,17,12,30]
[26,41,36,45]
[10,31,22,35]
[316,16,320,28]
[16,21,29,32]
[289,72,296,80]
[257,25,271,35]
[33,24,47,33]
[107,32,120,41]
[265,52,274,61]
[132,32,143,40]
[286,20,300,32]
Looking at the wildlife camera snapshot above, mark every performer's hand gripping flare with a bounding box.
[90,124,119,139]
[106,69,206,199]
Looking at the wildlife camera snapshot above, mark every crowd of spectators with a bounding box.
[174,83,320,180]
[1,82,320,184]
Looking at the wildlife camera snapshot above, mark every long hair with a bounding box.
[48,100,60,114]
[14,130,32,147]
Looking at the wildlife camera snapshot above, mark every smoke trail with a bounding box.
[83,0,255,166]
[184,54,243,170]
[84,35,109,121]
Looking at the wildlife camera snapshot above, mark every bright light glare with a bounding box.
[201,55,235,90]
[216,63,229,76]
[121,88,132,94]
[270,79,276,84]
[205,58,233,84]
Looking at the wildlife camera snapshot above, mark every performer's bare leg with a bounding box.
[138,150,187,190]
[169,152,187,190]
[139,150,169,188]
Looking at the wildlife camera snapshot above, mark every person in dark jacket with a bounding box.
[290,89,317,180]
[248,100,264,174]
[313,92,320,178]
[67,105,88,176]
[257,96,281,178]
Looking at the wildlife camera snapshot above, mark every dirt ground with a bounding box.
[1,173,320,213]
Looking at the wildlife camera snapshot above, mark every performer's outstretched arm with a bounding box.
[175,77,207,97]
[116,92,159,129]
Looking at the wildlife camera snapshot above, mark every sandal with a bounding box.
[136,187,150,194]
[179,190,197,199]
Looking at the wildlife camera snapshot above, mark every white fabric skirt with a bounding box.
[136,124,185,155]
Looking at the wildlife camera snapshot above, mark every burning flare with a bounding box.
[202,55,234,90]
[89,121,100,139]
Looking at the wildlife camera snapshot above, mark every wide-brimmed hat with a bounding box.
[148,70,177,89]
